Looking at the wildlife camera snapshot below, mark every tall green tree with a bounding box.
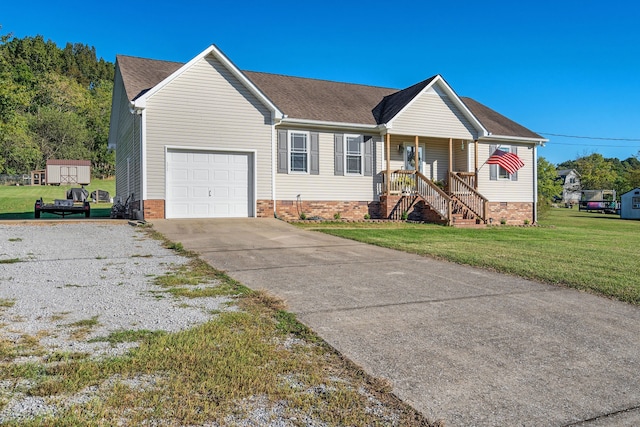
[537,156,562,202]
[0,31,114,176]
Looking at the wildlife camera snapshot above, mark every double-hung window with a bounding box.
[345,134,363,175]
[497,145,511,179]
[289,131,309,173]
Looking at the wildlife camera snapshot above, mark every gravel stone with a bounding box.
[0,222,233,423]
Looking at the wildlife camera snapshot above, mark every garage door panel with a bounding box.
[192,204,210,216]
[192,186,210,198]
[214,170,230,180]
[171,152,188,163]
[192,169,210,181]
[171,186,189,199]
[171,168,189,181]
[167,150,252,219]
[192,153,209,163]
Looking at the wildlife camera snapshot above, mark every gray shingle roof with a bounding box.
[116,55,182,101]
[372,76,437,124]
[244,71,395,125]
[460,97,543,139]
[115,54,543,139]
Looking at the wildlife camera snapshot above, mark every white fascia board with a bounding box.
[132,45,283,120]
[479,135,548,145]
[279,117,384,133]
[386,75,489,137]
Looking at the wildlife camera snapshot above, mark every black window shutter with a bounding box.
[511,146,518,181]
[277,129,288,174]
[334,134,344,176]
[489,144,497,181]
[310,132,319,175]
[363,136,373,176]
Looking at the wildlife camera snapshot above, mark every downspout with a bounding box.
[533,143,538,224]
[141,109,147,202]
[272,117,278,218]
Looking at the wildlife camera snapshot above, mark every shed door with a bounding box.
[166,150,253,218]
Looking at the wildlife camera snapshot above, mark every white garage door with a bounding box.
[166,150,253,218]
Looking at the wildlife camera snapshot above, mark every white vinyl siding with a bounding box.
[144,54,273,201]
[276,130,381,201]
[478,142,534,202]
[390,85,478,140]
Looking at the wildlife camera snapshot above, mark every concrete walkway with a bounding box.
[152,218,640,427]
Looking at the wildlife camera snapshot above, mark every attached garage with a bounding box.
[166,149,254,218]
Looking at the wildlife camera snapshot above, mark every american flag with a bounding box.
[487,149,524,174]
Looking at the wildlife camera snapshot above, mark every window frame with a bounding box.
[497,145,512,180]
[288,130,310,174]
[344,134,363,176]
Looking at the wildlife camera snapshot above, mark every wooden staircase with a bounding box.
[384,170,489,227]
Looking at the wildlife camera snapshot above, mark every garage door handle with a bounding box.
[209,189,211,197]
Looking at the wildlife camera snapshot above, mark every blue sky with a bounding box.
[3,0,640,165]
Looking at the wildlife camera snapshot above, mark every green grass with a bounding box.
[0,298,16,308]
[0,178,115,219]
[0,231,432,426]
[295,209,640,304]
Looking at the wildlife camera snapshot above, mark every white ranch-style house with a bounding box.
[108,45,547,225]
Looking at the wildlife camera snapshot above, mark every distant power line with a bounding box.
[543,141,640,148]
[537,132,640,142]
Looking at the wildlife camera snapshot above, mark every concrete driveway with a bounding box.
[152,218,640,427]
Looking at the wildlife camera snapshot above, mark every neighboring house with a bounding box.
[557,169,581,205]
[108,45,547,225]
[620,188,640,220]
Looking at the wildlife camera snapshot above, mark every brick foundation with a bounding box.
[143,199,165,220]
[487,202,534,225]
[257,200,274,217]
[275,200,381,221]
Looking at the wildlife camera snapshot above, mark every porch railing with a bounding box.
[448,171,488,222]
[385,170,417,195]
[452,171,477,189]
[415,171,451,221]
[382,170,451,222]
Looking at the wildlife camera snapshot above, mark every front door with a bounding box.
[404,145,424,173]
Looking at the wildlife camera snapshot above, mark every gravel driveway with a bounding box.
[0,221,232,421]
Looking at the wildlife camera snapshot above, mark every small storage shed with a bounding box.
[45,160,91,185]
[620,187,640,220]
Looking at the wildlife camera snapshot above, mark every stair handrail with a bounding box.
[448,172,488,222]
[414,171,452,223]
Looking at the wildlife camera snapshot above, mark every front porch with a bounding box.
[380,134,488,226]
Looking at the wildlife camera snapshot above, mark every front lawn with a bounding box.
[0,178,115,219]
[295,209,640,304]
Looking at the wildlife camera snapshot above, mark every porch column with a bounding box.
[385,133,391,195]
[474,139,479,189]
[414,136,419,172]
[449,137,453,173]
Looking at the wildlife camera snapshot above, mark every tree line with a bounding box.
[2,32,639,198]
[0,32,114,177]
[538,152,640,205]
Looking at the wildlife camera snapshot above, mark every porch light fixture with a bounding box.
[397,144,403,153]
[461,140,465,150]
